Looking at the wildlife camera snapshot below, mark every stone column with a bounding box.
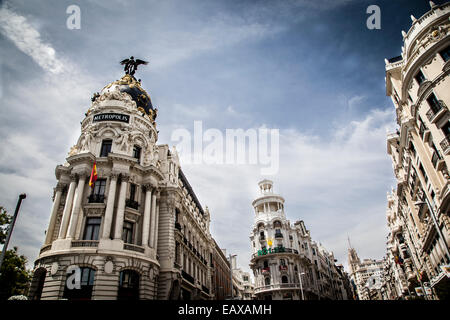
[141,185,153,247]
[154,201,160,250]
[58,174,77,239]
[67,173,87,239]
[45,182,66,244]
[149,191,158,248]
[102,173,119,239]
[114,174,129,240]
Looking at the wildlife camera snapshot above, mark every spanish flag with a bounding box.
[89,161,98,188]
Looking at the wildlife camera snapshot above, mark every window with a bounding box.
[100,139,112,157]
[118,270,140,300]
[427,93,442,114]
[264,277,271,286]
[126,184,139,209]
[281,276,289,284]
[439,45,450,62]
[414,70,426,85]
[133,145,141,164]
[89,179,106,203]
[63,267,95,300]
[122,221,133,244]
[441,121,450,136]
[83,218,101,240]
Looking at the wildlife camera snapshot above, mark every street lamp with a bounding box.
[0,193,26,273]
[298,271,305,300]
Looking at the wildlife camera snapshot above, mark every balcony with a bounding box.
[440,134,450,155]
[182,270,195,285]
[261,267,270,275]
[254,283,301,294]
[279,265,288,272]
[425,100,447,123]
[125,199,139,210]
[123,243,145,253]
[202,285,210,294]
[71,240,99,248]
[39,244,52,254]
[88,194,105,203]
[174,261,182,269]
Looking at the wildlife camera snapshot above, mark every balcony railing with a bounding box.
[71,240,99,248]
[279,265,288,271]
[426,100,446,122]
[40,244,52,254]
[202,285,210,294]
[182,270,195,284]
[88,194,105,203]
[125,199,139,210]
[123,243,145,253]
[440,134,450,155]
[254,283,301,293]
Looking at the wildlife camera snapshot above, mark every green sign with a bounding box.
[257,246,285,256]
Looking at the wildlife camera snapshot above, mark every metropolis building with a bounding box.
[28,67,214,300]
[384,1,450,299]
[249,180,349,300]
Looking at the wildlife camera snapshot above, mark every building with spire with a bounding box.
[384,1,450,299]
[27,62,216,300]
[249,180,349,300]
[347,242,384,300]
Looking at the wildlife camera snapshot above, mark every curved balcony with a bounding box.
[71,240,99,248]
[254,283,302,294]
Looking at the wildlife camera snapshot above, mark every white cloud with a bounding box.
[0,5,66,74]
[178,108,397,273]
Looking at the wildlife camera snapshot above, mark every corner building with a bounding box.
[249,180,347,300]
[385,1,450,299]
[28,72,214,300]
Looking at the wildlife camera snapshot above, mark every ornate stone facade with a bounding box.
[384,1,450,300]
[28,73,214,300]
[249,180,348,300]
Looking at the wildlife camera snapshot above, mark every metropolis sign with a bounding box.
[93,113,130,123]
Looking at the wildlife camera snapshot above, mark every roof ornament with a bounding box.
[120,56,148,76]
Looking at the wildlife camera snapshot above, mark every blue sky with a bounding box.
[0,0,438,274]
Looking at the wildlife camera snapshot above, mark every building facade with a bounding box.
[249,180,348,300]
[384,1,450,299]
[28,70,214,300]
[211,240,232,300]
[347,245,384,300]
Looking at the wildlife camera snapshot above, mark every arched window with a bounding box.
[118,270,140,300]
[264,277,271,286]
[63,267,96,300]
[263,260,269,269]
[30,267,47,300]
[281,276,289,284]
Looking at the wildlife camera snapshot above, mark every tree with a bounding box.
[0,206,12,244]
[0,206,32,300]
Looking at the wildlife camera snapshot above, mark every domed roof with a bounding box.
[101,74,156,119]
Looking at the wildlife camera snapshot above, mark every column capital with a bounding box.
[142,184,153,192]
[110,171,121,179]
[120,173,130,182]
[69,173,78,181]
[55,182,67,192]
